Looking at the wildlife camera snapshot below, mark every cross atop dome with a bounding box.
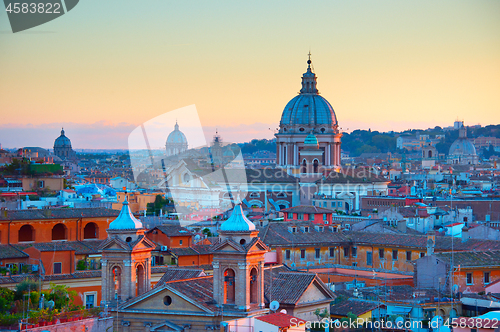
[300,53,318,94]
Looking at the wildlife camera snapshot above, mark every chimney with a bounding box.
[397,220,407,233]
[426,230,435,255]
[461,226,469,243]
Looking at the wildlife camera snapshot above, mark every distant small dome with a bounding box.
[220,204,255,232]
[54,128,72,148]
[109,200,143,230]
[166,122,188,145]
[223,148,235,158]
[304,133,319,147]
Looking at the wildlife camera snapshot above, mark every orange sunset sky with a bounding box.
[0,1,499,149]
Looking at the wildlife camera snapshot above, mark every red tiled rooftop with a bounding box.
[256,312,306,328]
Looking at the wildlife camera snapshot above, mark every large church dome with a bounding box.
[279,57,338,134]
[165,122,188,156]
[54,128,72,148]
[166,122,187,145]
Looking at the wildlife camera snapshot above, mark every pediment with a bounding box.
[212,239,244,253]
[246,239,269,253]
[99,238,129,250]
[121,284,213,314]
[296,279,334,305]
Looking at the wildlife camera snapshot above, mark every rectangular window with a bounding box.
[309,214,315,221]
[285,250,291,260]
[298,213,303,220]
[323,214,327,220]
[352,247,357,258]
[338,202,343,207]
[323,202,327,208]
[352,262,358,267]
[367,251,372,266]
[466,273,473,285]
[392,250,398,261]
[406,251,412,261]
[379,248,384,259]
[329,247,335,258]
[53,262,62,274]
[331,202,336,208]
[344,247,349,258]
[315,248,321,259]
[300,249,306,259]
[85,294,95,309]
[420,252,425,258]
[484,272,490,284]
[287,213,293,219]
[179,240,183,245]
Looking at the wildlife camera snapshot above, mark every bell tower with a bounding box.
[212,203,269,312]
[99,200,156,306]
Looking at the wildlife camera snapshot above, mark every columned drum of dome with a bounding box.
[165,122,188,157]
[53,128,76,159]
[275,56,342,175]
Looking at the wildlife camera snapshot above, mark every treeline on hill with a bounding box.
[343,125,500,157]
[239,139,276,154]
[238,125,500,157]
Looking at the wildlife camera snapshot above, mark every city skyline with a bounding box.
[1,1,499,148]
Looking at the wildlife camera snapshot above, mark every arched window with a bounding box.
[301,159,307,173]
[19,225,34,242]
[313,159,319,173]
[83,222,98,239]
[224,269,235,304]
[112,266,122,300]
[136,264,145,296]
[52,223,67,241]
[428,150,432,158]
[250,268,258,304]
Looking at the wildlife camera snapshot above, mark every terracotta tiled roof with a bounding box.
[260,221,500,251]
[263,265,335,305]
[0,207,120,221]
[165,276,217,311]
[13,241,100,254]
[256,312,306,327]
[149,225,192,237]
[281,205,334,214]
[154,267,205,288]
[330,299,381,317]
[434,250,500,268]
[0,244,29,259]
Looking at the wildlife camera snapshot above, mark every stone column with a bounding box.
[123,259,133,301]
[212,261,220,305]
[237,262,249,310]
[101,259,108,304]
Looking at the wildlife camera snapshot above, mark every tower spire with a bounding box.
[300,52,318,94]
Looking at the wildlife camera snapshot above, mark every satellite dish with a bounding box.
[270,301,280,311]
[47,300,55,309]
[280,309,287,314]
[290,262,296,268]
[452,284,459,294]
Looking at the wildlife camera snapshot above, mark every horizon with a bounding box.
[1,1,499,149]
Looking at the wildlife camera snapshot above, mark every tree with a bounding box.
[202,228,212,237]
[314,308,329,321]
[0,287,14,312]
